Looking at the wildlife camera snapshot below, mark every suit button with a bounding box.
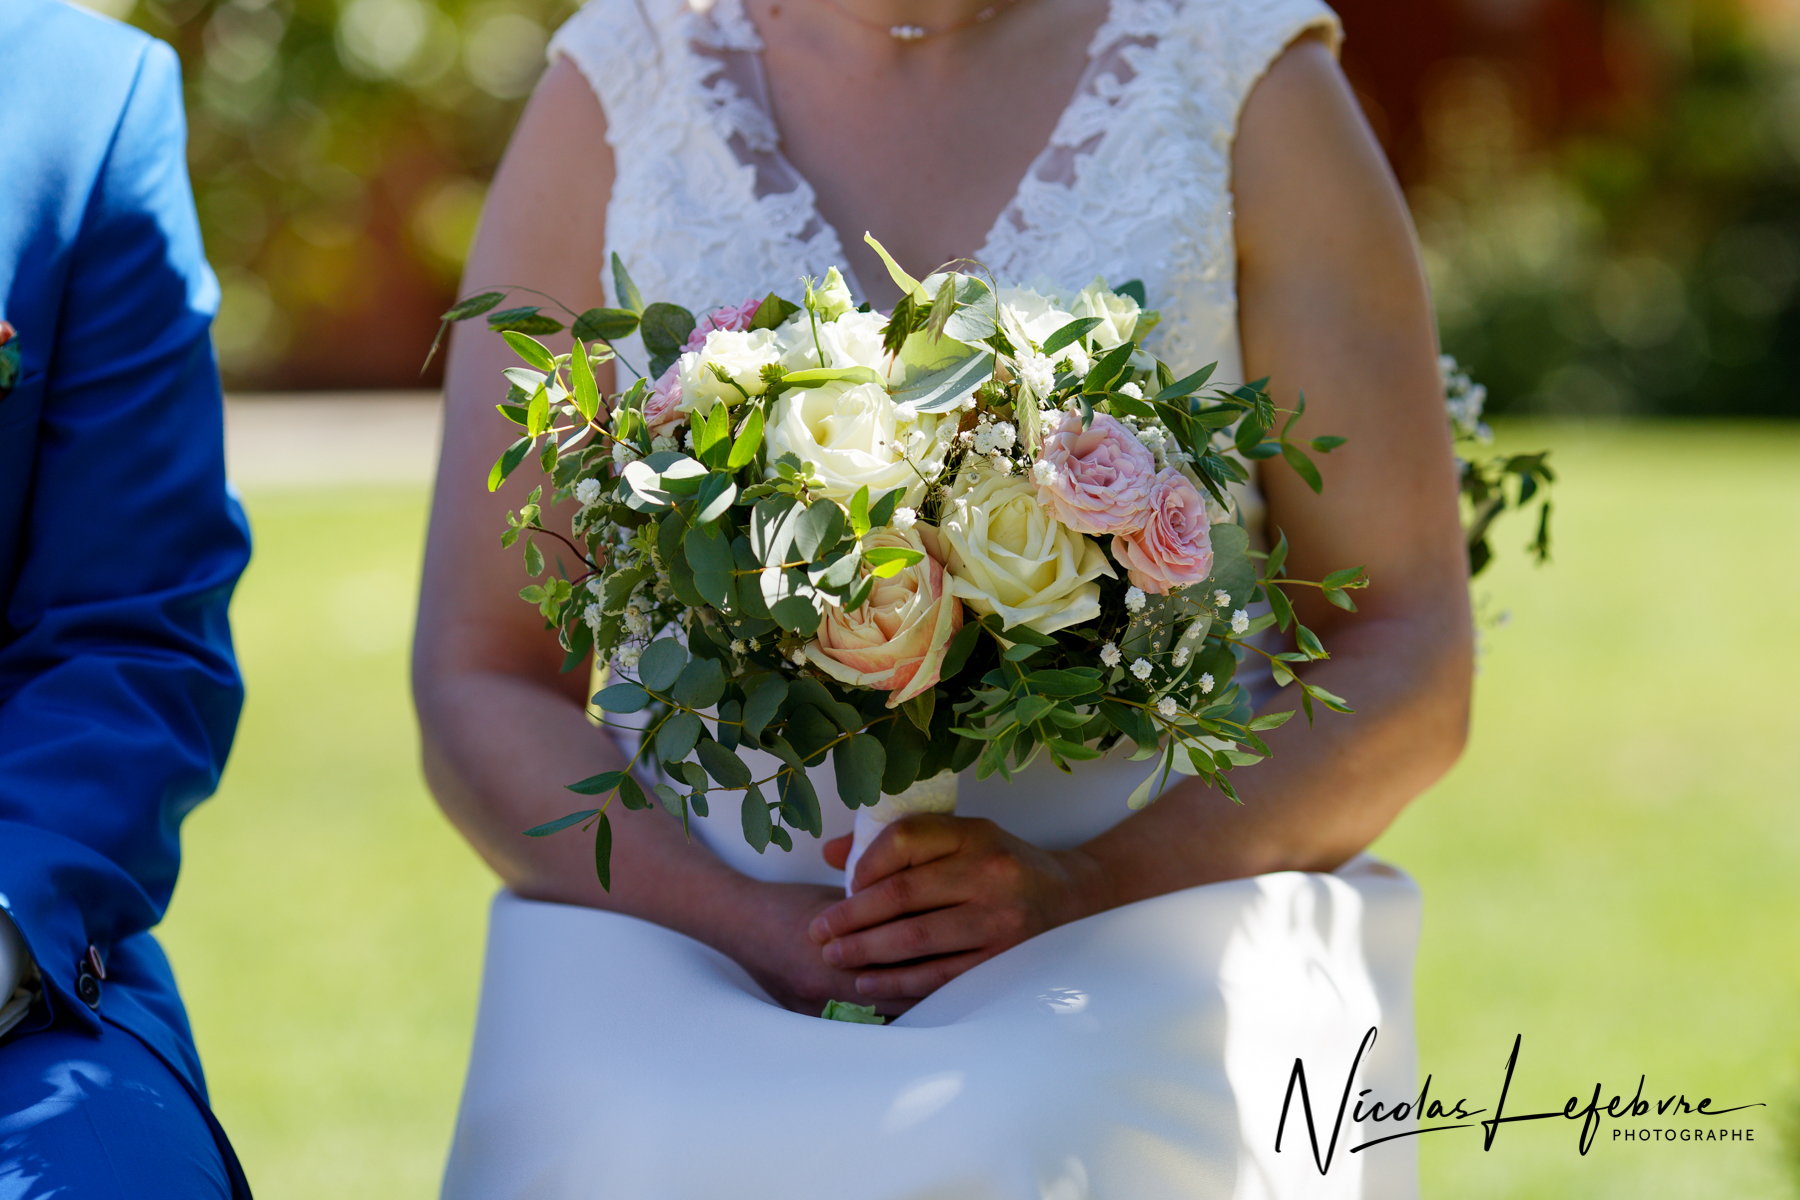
[76,945,104,1010]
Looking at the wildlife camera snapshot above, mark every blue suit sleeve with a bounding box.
[0,39,251,1025]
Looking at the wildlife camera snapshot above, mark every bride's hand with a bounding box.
[806,815,1103,1002]
[723,880,919,1018]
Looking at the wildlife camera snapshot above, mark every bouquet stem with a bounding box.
[843,771,959,896]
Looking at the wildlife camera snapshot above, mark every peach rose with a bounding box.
[1112,468,1216,595]
[803,525,964,706]
[1034,410,1156,536]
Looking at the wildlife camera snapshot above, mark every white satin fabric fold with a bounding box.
[442,851,1420,1200]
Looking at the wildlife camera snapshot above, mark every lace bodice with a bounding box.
[548,0,1340,381]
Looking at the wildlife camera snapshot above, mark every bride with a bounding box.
[413,0,1472,1191]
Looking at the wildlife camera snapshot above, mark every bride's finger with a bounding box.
[823,904,988,970]
[853,950,989,1001]
[811,851,970,943]
[846,814,965,894]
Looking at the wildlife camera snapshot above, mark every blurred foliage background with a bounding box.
[75,0,1800,414]
[93,0,579,388]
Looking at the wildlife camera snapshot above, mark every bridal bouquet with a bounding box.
[436,236,1367,892]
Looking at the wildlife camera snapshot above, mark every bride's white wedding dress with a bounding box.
[442,0,1425,1195]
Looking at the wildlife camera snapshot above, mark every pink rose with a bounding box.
[683,296,764,352]
[643,363,685,436]
[1034,410,1156,536]
[803,525,964,706]
[1112,469,1216,595]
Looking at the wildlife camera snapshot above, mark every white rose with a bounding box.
[765,381,953,507]
[937,470,1114,635]
[677,327,782,415]
[777,310,904,386]
[1075,277,1140,349]
[994,285,1081,349]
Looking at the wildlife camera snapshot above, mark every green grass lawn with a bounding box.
[155,422,1800,1199]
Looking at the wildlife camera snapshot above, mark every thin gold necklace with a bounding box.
[811,0,1032,41]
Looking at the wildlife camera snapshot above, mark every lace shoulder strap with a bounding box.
[547,0,687,132]
[1194,0,1343,126]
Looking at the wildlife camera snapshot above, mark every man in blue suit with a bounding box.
[0,2,255,1195]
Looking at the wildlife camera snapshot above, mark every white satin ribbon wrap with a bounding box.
[842,772,960,895]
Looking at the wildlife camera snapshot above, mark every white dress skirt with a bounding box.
[442,752,1423,1199]
[444,0,1424,1192]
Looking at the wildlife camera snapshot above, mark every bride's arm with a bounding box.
[413,59,874,1013]
[811,37,1472,998]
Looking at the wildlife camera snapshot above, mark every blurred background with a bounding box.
[57,0,1800,1196]
[79,0,1800,414]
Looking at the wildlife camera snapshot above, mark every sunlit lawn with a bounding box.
[156,422,1800,1199]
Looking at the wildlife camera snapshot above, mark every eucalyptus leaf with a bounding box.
[637,638,688,691]
[655,710,704,762]
[653,782,687,823]
[788,678,862,733]
[693,475,738,526]
[794,500,846,563]
[741,783,772,852]
[491,309,565,338]
[697,737,752,787]
[741,674,788,741]
[832,733,886,809]
[750,495,801,565]
[573,307,640,342]
[777,768,823,836]
[640,302,697,357]
[593,812,613,891]
[566,769,625,796]
[618,774,650,810]
[523,809,598,837]
[672,656,728,710]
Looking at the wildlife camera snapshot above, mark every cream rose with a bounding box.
[938,470,1114,634]
[764,381,952,507]
[804,525,963,706]
[1075,277,1140,349]
[676,327,782,416]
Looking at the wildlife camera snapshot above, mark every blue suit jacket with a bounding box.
[0,0,251,1101]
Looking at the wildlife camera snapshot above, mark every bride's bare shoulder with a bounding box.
[1231,33,1413,284]
[462,56,614,299]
